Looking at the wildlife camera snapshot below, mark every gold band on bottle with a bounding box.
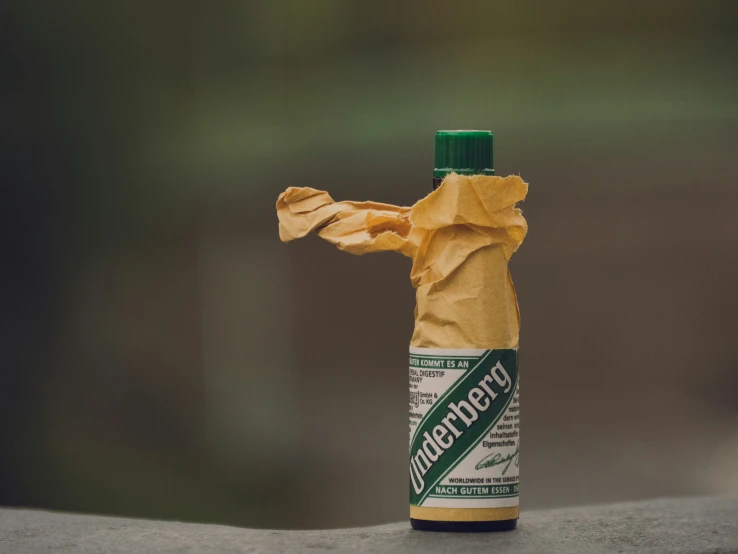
[410,505,518,522]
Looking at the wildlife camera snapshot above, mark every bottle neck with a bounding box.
[432,169,494,190]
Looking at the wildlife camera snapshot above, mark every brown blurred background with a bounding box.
[2,0,738,530]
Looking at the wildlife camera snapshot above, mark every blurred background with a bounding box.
[2,0,738,530]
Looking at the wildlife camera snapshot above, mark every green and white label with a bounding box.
[409,347,519,508]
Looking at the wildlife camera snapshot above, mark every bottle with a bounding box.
[410,130,519,532]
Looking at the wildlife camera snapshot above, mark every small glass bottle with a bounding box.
[410,131,519,533]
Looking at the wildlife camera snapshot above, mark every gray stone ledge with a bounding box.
[1,496,737,554]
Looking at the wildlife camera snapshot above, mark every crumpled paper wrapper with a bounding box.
[276,173,528,349]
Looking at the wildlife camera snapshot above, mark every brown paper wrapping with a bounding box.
[276,173,528,350]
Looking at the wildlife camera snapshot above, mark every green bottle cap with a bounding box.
[434,130,494,178]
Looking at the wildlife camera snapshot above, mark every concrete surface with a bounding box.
[1,497,736,554]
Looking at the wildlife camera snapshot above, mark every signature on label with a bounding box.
[475,446,519,475]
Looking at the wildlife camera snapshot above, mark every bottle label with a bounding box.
[409,347,519,509]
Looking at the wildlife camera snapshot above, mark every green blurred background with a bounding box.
[2,0,738,530]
